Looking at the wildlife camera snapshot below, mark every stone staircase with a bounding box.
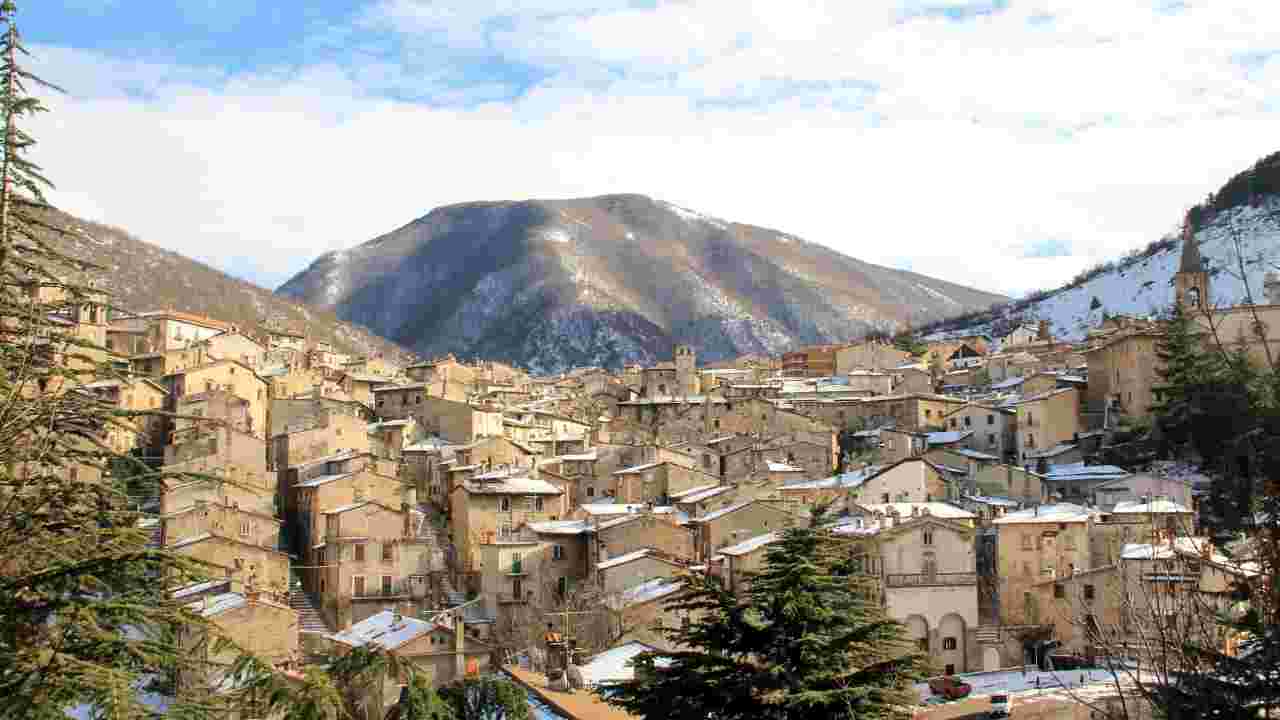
[288,576,331,635]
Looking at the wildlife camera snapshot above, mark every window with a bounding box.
[382,544,393,562]
[988,433,997,446]
[557,576,568,597]
[1054,584,1065,599]
[586,487,595,498]
[943,637,957,651]
[925,409,933,419]
[987,414,994,425]
[702,454,711,469]
[353,575,365,597]
[1021,533,1033,550]
[713,419,720,429]
[949,418,957,429]
[534,496,545,512]
[964,416,971,427]
[500,497,511,512]
[382,575,393,595]
[1022,561,1032,577]
[512,578,523,599]
[945,663,956,676]
[923,530,934,546]
[354,544,366,562]
[553,544,564,561]
[918,638,929,652]
[239,520,251,537]
[1083,584,1095,601]
[882,493,890,503]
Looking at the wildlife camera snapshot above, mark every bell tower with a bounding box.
[1174,216,1209,310]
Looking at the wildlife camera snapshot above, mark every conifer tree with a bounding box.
[0,4,240,717]
[1151,302,1220,453]
[604,512,928,720]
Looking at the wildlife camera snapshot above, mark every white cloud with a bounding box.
[23,0,1280,298]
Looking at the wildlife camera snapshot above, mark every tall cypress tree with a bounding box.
[1151,302,1221,454]
[605,513,928,720]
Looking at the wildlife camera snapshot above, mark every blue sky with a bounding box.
[21,1,1280,297]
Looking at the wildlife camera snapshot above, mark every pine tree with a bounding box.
[1151,302,1221,454]
[0,4,241,717]
[604,512,928,720]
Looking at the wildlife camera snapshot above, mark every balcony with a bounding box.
[885,572,977,588]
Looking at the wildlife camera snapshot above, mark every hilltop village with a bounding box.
[61,236,1279,713]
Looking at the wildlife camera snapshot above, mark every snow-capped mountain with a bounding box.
[923,200,1280,346]
[276,194,1006,374]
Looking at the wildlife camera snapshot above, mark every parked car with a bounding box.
[928,675,973,700]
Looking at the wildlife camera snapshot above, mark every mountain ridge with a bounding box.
[278,193,1007,373]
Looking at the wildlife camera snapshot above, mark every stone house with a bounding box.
[853,458,951,505]
[1088,499,1196,567]
[161,498,281,550]
[318,499,439,628]
[854,393,966,432]
[993,502,1096,625]
[179,589,299,692]
[1091,471,1196,512]
[1083,329,1162,422]
[405,356,476,402]
[595,548,691,597]
[165,359,269,437]
[718,532,779,595]
[834,505,980,674]
[192,331,267,369]
[610,461,720,505]
[448,471,566,575]
[972,464,1044,506]
[84,377,168,455]
[169,532,292,600]
[590,511,697,565]
[376,392,503,443]
[327,611,493,714]
[836,341,912,374]
[1012,387,1081,465]
[942,402,1016,461]
[686,500,797,561]
[343,372,394,407]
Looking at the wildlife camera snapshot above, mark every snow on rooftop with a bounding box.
[691,500,754,522]
[781,465,880,491]
[994,502,1094,524]
[668,483,722,501]
[189,592,247,618]
[527,520,591,535]
[612,461,663,475]
[860,502,976,520]
[1111,499,1192,515]
[465,477,563,495]
[294,472,354,488]
[927,430,972,445]
[766,460,804,473]
[1025,443,1079,459]
[596,549,653,570]
[579,641,669,687]
[718,531,779,556]
[614,578,684,608]
[579,503,646,516]
[559,450,598,461]
[952,448,1001,460]
[327,610,433,650]
[1043,462,1130,481]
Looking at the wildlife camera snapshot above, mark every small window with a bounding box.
[987,414,994,425]
[534,496,545,512]
[988,433,996,446]
[1054,584,1065,599]
[382,544,393,562]
[1021,534,1033,550]
[943,637,957,651]
[353,575,365,597]
[586,487,595,498]
[500,497,511,512]
[382,575,393,595]
[923,530,934,545]
[882,493,890,503]
[354,544,365,562]
[553,544,564,561]
[945,663,956,676]
[239,520,250,537]
[1084,584,1095,601]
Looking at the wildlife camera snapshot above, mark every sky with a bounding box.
[20,0,1280,297]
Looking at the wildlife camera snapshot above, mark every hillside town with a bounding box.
[39,226,1270,718]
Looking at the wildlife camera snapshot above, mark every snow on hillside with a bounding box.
[928,199,1280,343]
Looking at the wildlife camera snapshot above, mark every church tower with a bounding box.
[1174,217,1209,310]
[674,344,697,398]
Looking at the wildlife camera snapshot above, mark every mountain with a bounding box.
[276,194,1007,374]
[37,205,415,363]
[918,151,1280,344]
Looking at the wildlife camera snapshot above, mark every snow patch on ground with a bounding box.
[541,228,573,244]
[915,282,961,306]
[663,201,728,230]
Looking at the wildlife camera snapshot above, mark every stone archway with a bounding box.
[939,612,967,674]
[983,646,1001,671]
[904,614,929,654]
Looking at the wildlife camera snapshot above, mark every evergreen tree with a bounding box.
[1151,302,1221,454]
[604,512,928,720]
[438,676,529,720]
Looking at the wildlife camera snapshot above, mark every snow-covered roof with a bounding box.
[614,578,683,608]
[668,483,722,501]
[1111,499,1193,515]
[579,503,646,516]
[327,610,433,650]
[295,472,355,488]
[964,495,1021,507]
[718,531,779,557]
[689,500,754,523]
[766,460,804,473]
[579,641,668,687]
[189,592,247,618]
[781,465,881,491]
[860,502,976,520]
[559,450,598,461]
[596,549,655,570]
[323,500,381,515]
[463,477,562,495]
[1043,462,1130,482]
[990,376,1026,390]
[927,430,972,445]
[612,461,663,475]
[171,578,230,600]
[993,502,1094,524]
[527,519,591,535]
[169,532,214,549]
[951,448,1001,461]
[1025,443,1079,459]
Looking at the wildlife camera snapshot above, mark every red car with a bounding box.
[928,675,973,700]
